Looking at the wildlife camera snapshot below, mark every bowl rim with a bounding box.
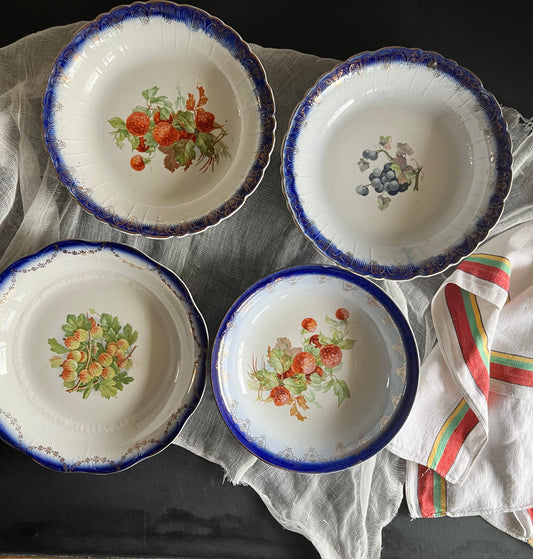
[0,239,209,473]
[42,1,276,238]
[281,46,513,281]
[211,263,420,473]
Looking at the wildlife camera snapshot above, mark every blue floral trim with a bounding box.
[0,240,208,473]
[282,47,512,280]
[211,264,419,473]
[42,2,275,238]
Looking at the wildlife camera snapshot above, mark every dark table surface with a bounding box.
[1,1,533,558]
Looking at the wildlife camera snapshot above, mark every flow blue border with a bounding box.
[211,264,419,474]
[42,1,275,238]
[282,47,512,281]
[0,240,208,473]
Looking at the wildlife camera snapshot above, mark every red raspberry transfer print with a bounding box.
[335,307,349,320]
[320,344,343,368]
[270,385,291,407]
[152,121,179,147]
[108,84,230,174]
[130,154,145,171]
[126,111,150,137]
[301,317,317,332]
[248,308,355,421]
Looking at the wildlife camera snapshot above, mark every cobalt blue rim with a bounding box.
[282,46,513,281]
[0,239,208,473]
[42,1,275,238]
[211,264,419,473]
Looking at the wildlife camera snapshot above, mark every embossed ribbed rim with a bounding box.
[282,47,512,280]
[42,2,275,238]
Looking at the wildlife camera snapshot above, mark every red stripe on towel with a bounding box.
[417,464,436,518]
[445,283,490,399]
[435,407,479,477]
[491,361,533,387]
[458,260,510,291]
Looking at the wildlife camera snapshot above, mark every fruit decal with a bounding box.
[108,85,230,174]
[248,308,355,421]
[48,311,138,400]
[356,136,423,210]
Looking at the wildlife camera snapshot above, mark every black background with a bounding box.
[1,1,533,558]
[3,0,533,119]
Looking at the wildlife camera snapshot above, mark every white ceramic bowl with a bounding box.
[282,47,512,280]
[0,241,208,472]
[212,265,419,473]
[43,2,275,237]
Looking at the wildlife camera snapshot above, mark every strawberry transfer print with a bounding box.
[248,308,355,421]
[108,84,230,174]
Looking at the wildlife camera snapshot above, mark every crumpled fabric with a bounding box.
[389,221,533,544]
[1,21,533,558]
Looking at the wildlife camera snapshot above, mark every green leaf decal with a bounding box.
[318,333,333,346]
[377,195,391,211]
[48,337,68,354]
[308,372,322,385]
[103,331,117,344]
[109,129,128,148]
[283,375,308,396]
[99,378,118,399]
[127,133,140,151]
[142,85,159,102]
[174,138,196,167]
[100,313,113,330]
[123,324,133,343]
[83,382,93,399]
[333,379,351,406]
[255,369,279,390]
[175,85,186,109]
[49,356,63,368]
[62,324,75,336]
[268,347,292,375]
[108,117,126,129]
[174,110,196,133]
[196,132,215,157]
[132,105,150,115]
[390,162,402,176]
[144,132,158,148]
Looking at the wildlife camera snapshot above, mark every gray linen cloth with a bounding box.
[1,22,533,559]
